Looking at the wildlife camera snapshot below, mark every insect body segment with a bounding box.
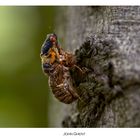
[40,33,61,65]
[40,33,80,104]
[48,64,78,104]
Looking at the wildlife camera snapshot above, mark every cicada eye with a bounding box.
[50,35,57,42]
[50,36,53,41]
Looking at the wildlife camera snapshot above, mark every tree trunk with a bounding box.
[55,6,140,127]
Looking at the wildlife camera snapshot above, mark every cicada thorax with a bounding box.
[48,63,79,104]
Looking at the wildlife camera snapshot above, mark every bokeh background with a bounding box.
[0,6,58,127]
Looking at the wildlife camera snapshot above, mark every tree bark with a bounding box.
[56,6,140,127]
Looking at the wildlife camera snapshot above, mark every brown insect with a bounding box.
[40,33,82,104]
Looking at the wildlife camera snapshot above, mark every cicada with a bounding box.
[40,33,81,104]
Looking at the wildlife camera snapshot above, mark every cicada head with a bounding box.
[40,33,58,56]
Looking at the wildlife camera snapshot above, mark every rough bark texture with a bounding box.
[56,6,140,127]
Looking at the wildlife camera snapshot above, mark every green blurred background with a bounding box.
[0,6,57,127]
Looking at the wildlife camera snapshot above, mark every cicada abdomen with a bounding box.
[48,63,79,104]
